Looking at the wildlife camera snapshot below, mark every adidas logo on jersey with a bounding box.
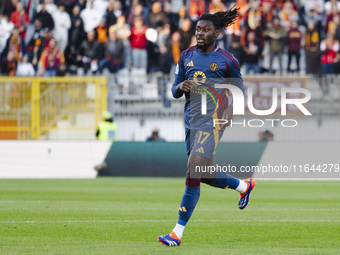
[195,147,205,153]
[186,61,194,67]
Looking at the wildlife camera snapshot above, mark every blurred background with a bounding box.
[0,0,340,143]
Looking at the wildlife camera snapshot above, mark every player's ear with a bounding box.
[215,28,221,38]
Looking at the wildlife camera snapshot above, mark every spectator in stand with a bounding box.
[37,0,58,16]
[112,15,131,69]
[264,17,287,75]
[146,128,165,142]
[209,0,227,14]
[52,4,71,53]
[243,31,260,74]
[241,11,264,71]
[228,34,242,66]
[287,20,303,74]
[235,0,251,25]
[305,42,322,82]
[301,0,323,17]
[148,2,168,29]
[25,18,46,64]
[304,8,322,37]
[75,0,86,12]
[96,18,108,44]
[112,15,131,47]
[106,0,123,28]
[275,0,297,11]
[157,43,172,107]
[172,32,181,65]
[99,25,125,74]
[39,38,65,76]
[68,4,85,49]
[225,1,242,45]
[332,16,340,41]
[157,24,171,49]
[56,61,67,76]
[178,5,188,29]
[259,0,276,30]
[179,18,194,52]
[278,1,298,31]
[77,30,103,74]
[305,20,320,48]
[3,27,24,64]
[146,29,160,75]
[245,1,262,31]
[3,0,18,18]
[325,5,340,35]
[0,1,3,15]
[324,0,340,16]
[1,51,17,76]
[320,32,340,96]
[164,2,179,34]
[0,15,14,58]
[321,32,339,73]
[93,0,109,18]
[10,1,30,38]
[335,16,340,42]
[129,16,147,70]
[64,45,81,74]
[15,53,35,76]
[80,0,102,33]
[127,3,145,27]
[189,0,205,22]
[34,2,54,32]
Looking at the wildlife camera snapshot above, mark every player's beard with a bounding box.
[196,44,210,51]
[196,41,214,52]
[196,43,207,51]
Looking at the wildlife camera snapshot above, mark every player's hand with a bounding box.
[178,80,196,92]
[221,105,233,129]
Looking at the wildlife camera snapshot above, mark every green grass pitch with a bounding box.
[0,178,339,254]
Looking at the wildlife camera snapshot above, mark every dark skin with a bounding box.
[175,20,234,181]
[176,20,233,128]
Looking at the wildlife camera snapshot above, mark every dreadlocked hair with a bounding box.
[198,5,239,30]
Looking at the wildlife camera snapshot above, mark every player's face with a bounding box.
[195,20,219,51]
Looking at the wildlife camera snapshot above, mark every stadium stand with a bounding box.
[0,0,340,142]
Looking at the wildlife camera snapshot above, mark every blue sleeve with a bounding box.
[171,55,185,98]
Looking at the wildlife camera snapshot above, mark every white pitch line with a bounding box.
[0,208,340,211]
[0,219,340,224]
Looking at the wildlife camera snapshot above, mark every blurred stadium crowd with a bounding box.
[0,0,340,79]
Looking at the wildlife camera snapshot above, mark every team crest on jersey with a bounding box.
[210,62,219,71]
[193,71,206,84]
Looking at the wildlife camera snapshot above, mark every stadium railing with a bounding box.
[1,72,339,142]
[0,77,107,140]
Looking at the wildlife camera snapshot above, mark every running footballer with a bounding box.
[158,7,256,247]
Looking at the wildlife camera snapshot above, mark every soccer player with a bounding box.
[157,7,255,247]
